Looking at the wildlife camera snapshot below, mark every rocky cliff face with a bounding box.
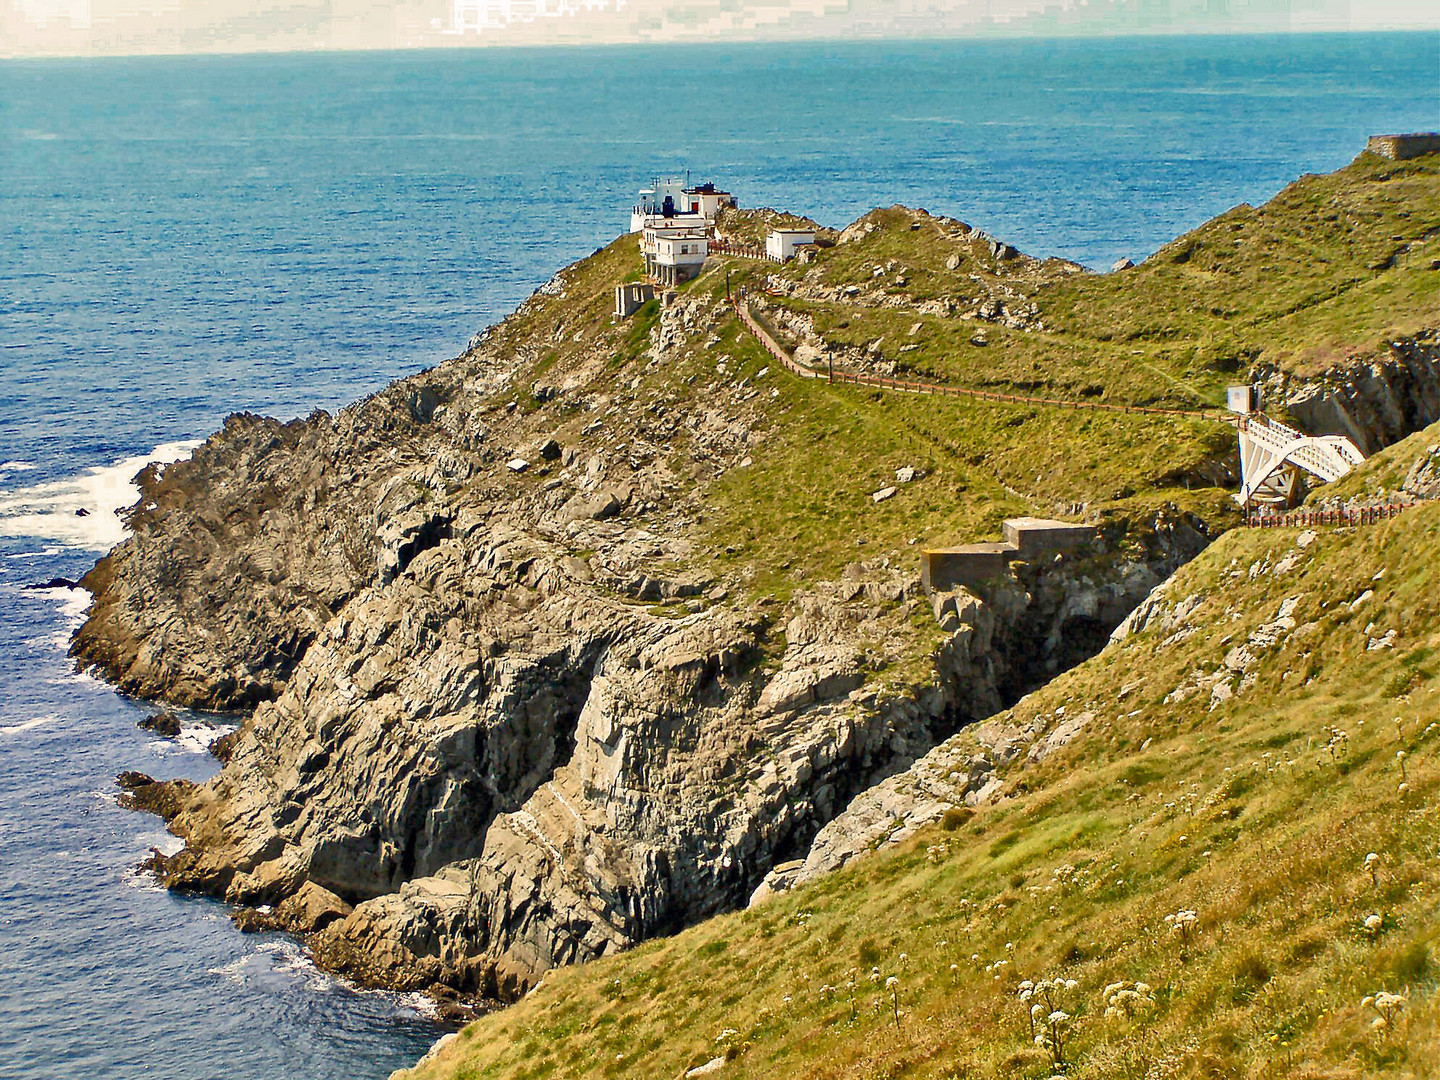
[136,484,1207,1004]
[73,254,1222,1006]
[1254,330,1440,455]
[785,432,1440,898]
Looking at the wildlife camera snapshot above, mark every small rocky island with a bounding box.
[75,148,1439,1018]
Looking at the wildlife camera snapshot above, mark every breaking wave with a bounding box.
[0,441,200,550]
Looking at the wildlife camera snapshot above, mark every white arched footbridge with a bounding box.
[1237,413,1366,509]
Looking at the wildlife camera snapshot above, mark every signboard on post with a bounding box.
[1227,385,1258,414]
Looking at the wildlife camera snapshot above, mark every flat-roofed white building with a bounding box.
[681,182,736,220]
[766,228,816,262]
[643,227,709,286]
[638,212,707,241]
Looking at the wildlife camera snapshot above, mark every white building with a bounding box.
[766,228,816,262]
[630,176,735,233]
[642,224,709,286]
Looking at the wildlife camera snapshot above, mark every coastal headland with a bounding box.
[73,147,1439,1058]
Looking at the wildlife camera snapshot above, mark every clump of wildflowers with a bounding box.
[1101,980,1155,1020]
[1362,991,1404,1032]
[1051,863,1085,893]
[1035,1005,1072,1070]
[1164,909,1199,952]
[1322,726,1349,765]
[886,975,902,1028]
[1017,980,1038,1037]
[1020,975,1078,1067]
[714,1028,742,1061]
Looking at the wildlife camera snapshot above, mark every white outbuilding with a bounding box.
[766,228,816,262]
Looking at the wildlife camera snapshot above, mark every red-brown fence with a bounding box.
[712,239,777,262]
[1245,504,1413,528]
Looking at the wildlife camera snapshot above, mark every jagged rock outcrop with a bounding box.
[1405,443,1440,499]
[136,512,1199,1002]
[88,339,1213,1003]
[1253,330,1440,455]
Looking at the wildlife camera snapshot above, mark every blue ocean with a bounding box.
[0,32,1436,1079]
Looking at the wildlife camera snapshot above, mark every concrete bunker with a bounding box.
[922,517,1097,597]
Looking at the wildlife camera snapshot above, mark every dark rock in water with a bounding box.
[209,728,240,764]
[138,712,183,738]
[22,577,79,591]
[115,772,194,821]
[139,846,172,879]
[231,908,282,934]
[427,990,489,1025]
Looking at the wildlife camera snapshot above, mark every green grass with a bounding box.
[402,468,1440,1080]
[751,152,1438,411]
[391,164,1440,1076]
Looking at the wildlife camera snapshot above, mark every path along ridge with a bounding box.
[731,299,1417,529]
[733,298,1231,422]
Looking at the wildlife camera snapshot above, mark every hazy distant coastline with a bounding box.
[3,0,1436,61]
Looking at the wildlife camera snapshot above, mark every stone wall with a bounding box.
[1366,134,1440,161]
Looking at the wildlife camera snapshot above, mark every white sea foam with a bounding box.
[207,955,254,984]
[0,714,62,735]
[389,990,443,1021]
[0,440,201,550]
[52,585,92,623]
[176,721,228,754]
[122,865,166,893]
[209,940,338,994]
[149,720,229,757]
[3,546,61,559]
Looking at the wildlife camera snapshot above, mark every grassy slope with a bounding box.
[761,152,1440,407]
[406,422,1440,1080]
[470,153,1435,620]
